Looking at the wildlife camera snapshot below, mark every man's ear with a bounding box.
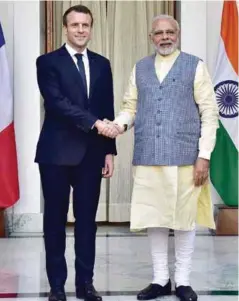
[149,32,153,44]
[63,25,67,37]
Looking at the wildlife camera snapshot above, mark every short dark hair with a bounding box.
[63,5,94,27]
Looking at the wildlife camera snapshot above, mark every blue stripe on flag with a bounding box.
[0,22,6,48]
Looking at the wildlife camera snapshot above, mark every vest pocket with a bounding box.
[175,132,200,144]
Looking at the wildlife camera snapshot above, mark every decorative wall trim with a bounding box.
[45,0,53,53]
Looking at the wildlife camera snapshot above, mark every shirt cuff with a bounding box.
[198,150,212,160]
[91,119,99,129]
[114,112,134,129]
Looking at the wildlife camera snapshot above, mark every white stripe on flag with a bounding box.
[213,39,238,84]
[0,44,13,132]
[213,38,238,149]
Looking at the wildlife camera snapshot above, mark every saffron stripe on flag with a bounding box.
[221,0,238,74]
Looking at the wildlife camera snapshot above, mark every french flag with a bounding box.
[0,22,19,208]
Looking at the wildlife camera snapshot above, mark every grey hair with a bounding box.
[151,15,180,32]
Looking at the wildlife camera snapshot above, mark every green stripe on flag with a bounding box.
[210,120,238,206]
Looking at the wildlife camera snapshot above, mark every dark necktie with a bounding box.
[75,53,87,96]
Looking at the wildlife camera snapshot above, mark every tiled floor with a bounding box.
[0,226,238,300]
[1,296,238,301]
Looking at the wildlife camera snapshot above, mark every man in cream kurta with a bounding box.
[100,15,218,301]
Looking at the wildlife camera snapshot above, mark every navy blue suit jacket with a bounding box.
[35,45,117,166]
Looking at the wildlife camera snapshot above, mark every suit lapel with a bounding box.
[88,49,99,99]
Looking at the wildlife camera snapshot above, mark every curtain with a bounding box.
[51,0,175,222]
[53,0,107,55]
[107,1,174,221]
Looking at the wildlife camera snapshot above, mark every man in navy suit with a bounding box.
[36,5,118,301]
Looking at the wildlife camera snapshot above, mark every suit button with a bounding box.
[157,122,161,125]
[157,110,161,113]
[158,98,161,101]
[157,134,160,138]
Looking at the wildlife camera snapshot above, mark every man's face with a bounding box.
[150,19,179,56]
[64,11,92,50]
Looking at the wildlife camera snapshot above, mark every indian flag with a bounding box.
[0,22,19,208]
[210,0,238,206]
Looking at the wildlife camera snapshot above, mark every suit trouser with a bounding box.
[39,151,103,290]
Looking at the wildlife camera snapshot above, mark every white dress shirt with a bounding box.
[65,43,90,98]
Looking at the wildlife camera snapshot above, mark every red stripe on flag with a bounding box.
[0,123,19,208]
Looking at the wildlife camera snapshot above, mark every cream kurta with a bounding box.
[115,50,219,231]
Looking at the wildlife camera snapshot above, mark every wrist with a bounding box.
[198,157,210,164]
[105,154,114,161]
[114,122,126,133]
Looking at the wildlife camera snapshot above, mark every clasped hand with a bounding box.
[95,119,124,138]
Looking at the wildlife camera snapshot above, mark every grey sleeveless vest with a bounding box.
[133,51,201,166]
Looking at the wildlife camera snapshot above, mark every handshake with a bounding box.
[94,119,125,138]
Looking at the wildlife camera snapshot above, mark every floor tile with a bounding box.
[0,227,237,299]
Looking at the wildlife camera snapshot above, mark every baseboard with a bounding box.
[0,209,5,237]
[9,213,43,233]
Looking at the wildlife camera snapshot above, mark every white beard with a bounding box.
[156,38,179,56]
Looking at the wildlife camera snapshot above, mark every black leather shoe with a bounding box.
[137,280,171,300]
[76,282,102,301]
[48,290,66,301]
[176,285,198,301]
